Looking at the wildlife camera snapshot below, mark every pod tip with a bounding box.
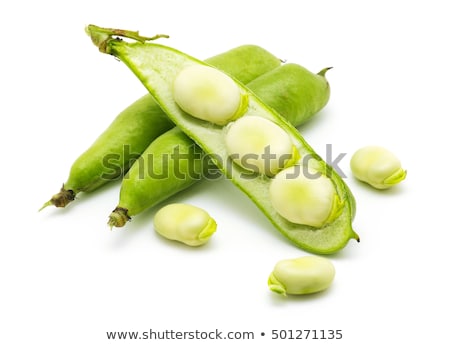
[318,67,333,77]
[39,185,76,211]
[108,207,131,229]
[38,201,52,212]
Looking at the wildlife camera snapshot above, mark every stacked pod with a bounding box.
[41,44,282,209]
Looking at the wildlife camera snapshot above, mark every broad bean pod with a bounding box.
[87,25,358,254]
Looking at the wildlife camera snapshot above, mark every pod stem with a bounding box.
[39,185,76,211]
[85,24,169,54]
[317,67,333,77]
[108,207,131,229]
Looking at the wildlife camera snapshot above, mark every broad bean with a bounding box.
[173,65,248,125]
[153,203,216,246]
[350,146,406,189]
[268,256,335,295]
[225,116,299,176]
[269,165,342,228]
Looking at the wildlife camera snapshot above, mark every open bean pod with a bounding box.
[87,25,359,254]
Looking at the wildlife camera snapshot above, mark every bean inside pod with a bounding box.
[173,64,248,125]
[269,165,343,228]
[224,116,299,176]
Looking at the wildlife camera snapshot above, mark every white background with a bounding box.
[1,1,449,344]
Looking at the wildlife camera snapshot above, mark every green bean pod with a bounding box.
[109,63,333,227]
[40,44,281,210]
[87,25,359,254]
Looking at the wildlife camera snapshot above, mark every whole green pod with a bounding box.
[43,95,174,208]
[41,44,281,209]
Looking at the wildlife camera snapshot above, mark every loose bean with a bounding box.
[268,256,335,295]
[154,203,217,246]
[350,145,407,189]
